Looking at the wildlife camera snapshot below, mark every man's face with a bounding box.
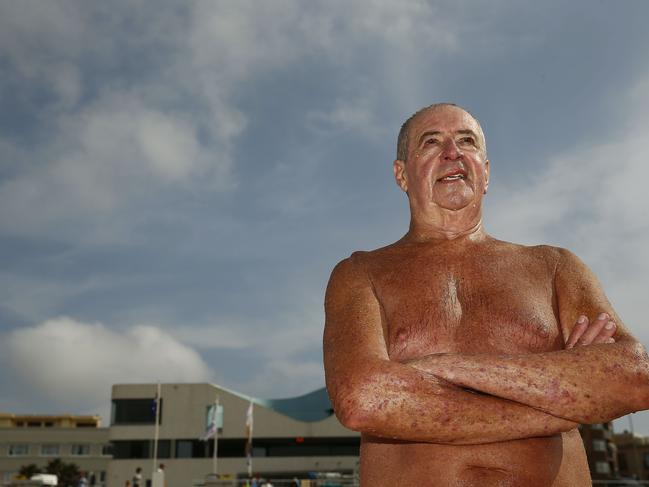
[393,105,489,215]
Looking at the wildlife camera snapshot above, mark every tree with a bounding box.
[18,463,41,479]
[45,458,80,487]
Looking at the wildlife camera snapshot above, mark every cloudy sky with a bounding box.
[1,0,649,435]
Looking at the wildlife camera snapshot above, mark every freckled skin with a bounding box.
[323,105,649,486]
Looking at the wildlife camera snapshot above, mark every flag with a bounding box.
[151,387,160,422]
[202,403,223,441]
[245,401,254,476]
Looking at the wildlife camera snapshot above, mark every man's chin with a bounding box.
[431,196,477,212]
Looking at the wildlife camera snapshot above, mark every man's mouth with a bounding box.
[437,171,467,182]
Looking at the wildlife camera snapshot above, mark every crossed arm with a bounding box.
[323,250,649,445]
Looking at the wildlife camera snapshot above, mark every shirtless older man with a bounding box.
[323,103,649,486]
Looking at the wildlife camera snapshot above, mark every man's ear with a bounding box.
[393,159,408,192]
[483,159,490,194]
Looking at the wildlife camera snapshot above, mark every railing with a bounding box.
[195,475,358,487]
[592,480,649,486]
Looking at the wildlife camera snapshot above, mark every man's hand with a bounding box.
[565,313,617,349]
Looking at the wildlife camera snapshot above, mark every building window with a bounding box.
[592,439,607,452]
[102,444,113,456]
[27,421,41,427]
[71,444,90,456]
[176,440,208,459]
[40,444,60,456]
[595,461,611,474]
[112,441,150,459]
[8,444,29,456]
[157,440,171,459]
[109,440,169,459]
[111,399,162,425]
[212,437,360,458]
[644,452,649,469]
[618,453,628,471]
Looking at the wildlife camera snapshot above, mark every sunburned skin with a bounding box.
[344,237,592,486]
[323,104,649,486]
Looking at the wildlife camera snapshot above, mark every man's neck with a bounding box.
[404,216,487,243]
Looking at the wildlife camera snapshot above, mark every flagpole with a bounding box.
[213,396,219,475]
[152,381,161,478]
[246,400,254,479]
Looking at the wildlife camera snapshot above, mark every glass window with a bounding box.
[644,452,649,468]
[111,399,161,425]
[619,453,628,471]
[111,441,150,459]
[41,444,60,456]
[157,440,171,459]
[595,461,611,474]
[175,440,208,459]
[71,444,90,456]
[593,439,607,452]
[8,444,29,456]
[212,437,361,458]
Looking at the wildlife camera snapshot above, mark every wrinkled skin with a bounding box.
[323,105,649,486]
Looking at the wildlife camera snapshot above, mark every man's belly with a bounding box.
[359,429,590,487]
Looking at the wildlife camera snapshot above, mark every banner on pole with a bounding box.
[202,403,223,441]
[245,401,253,476]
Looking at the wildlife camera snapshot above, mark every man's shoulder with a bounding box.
[335,242,402,266]
[489,238,568,262]
[327,243,402,286]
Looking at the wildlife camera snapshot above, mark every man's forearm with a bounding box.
[407,340,649,423]
[330,359,577,445]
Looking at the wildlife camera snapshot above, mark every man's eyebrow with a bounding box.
[417,129,481,146]
[417,131,442,145]
[456,129,480,140]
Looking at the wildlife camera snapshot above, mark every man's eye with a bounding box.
[424,138,439,145]
[459,137,475,145]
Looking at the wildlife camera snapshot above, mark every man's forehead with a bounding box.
[411,105,480,134]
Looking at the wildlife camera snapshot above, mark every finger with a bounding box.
[565,315,589,349]
[576,312,609,346]
[592,320,617,344]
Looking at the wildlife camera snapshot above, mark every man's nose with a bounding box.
[442,138,462,160]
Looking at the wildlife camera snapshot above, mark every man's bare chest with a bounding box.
[366,251,564,358]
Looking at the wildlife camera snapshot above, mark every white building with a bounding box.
[108,383,358,487]
[0,413,110,486]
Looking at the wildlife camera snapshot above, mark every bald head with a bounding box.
[396,103,487,161]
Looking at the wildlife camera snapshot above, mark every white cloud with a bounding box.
[5,317,212,413]
[0,1,468,242]
[0,93,227,239]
